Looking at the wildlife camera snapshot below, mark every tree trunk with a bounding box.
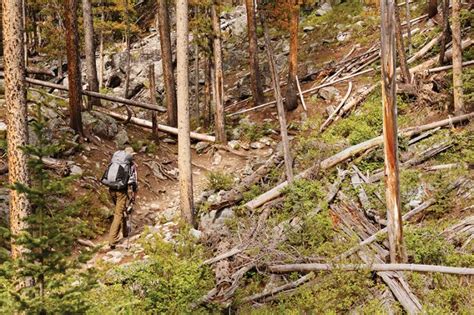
[123,0,131,99]
[261,13,293,182]
[22,0,27,66]
[149,64,159,141]
[452,0,464,114]
[381,0,406,263]
[405,0,412,54]
[157,0,178,127]
[82,0,100,109]
[63,0,84,136]
[427,0,438,18]
[203,54,212,128]
[194,40,200,120]
[244,0,264,105]
[394,5,411,83]
[439,0,451,66]
[284,0,299,111]
[98,4,104,89]
[176,0,195,226]
[211,1,226,144]
[2,0,31,260]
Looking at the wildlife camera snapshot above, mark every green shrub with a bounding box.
[206,170,234,191]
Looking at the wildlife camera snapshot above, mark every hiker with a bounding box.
[101,146,138,249]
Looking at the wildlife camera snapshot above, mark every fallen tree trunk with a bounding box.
[268,263,474,275]
[407,33,443,64]
[0,72,167,112]
[427,60,474,74]
[97,109,216,142]
[245,113,474,210]
[320,82,353,132]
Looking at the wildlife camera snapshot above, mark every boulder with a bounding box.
[70,165,83,176]
[318,86,340,101]
[195,141,210,154]
[114,129,130,148]
[316,2,332,16]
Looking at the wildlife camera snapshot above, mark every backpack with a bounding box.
[101,150,133,190]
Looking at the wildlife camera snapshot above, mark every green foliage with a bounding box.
[239,119,276,142]
[0,106,96,313]
[99,230,214,313]
[206,170,234,191]
[405,226,474,266]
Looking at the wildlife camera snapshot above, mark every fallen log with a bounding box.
[245,113,474,210]
[0,72,167,112]
[427,60,474,74]
[97,108,216,142]
[320,82,353,133]
[411,38,473,73]
[268,263,474,275]
[295,75,307,111]
[407,33,443,64]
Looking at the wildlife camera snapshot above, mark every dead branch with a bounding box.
[427,60,474,74]
[268,263,474,275]
[320,82,353,132]
[295,75,307,111]
[407,33,443,64]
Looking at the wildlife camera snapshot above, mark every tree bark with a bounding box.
[244,0,264,105]
[405,0,412,54]
[284,0,299,111]
[123,0,131,99]
[98,4,105,89]
[261,12,293,182]
[157,0,178,127]
[63,0,84,136]
[427,0,438,18]
[82,0,101,109]
[394,5,411,83]
[381,0,406,263]
[439,0,451,66]
[3,0,31,262]
[211,2,226,144]
[452,0,464,114]
[203,54,212,128]
[149,64,159,140]
[176,0,195,226]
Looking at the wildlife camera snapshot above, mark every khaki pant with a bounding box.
[108,190,128,246]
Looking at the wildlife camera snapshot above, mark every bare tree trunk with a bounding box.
[3,0,30,261]
[123,0,131,99]
[22,0,27,66]
[194,40,200,120]
[260,13,293,182]
[82,0,100,109]
[381,0,406,263]
[245,0,264,105]
[176,0,195,226]
[203,54,212,128]
[439,0,451,66]
[394,5,411,83]
[64,0,84,136]
[427,0,438,18]
[211,1,226,144]
[284,0,299,111]
[452,0,464,114]
[157,0,178,127]
[405,0,412,54]
[98,4,104,89]
[149,64,159,141]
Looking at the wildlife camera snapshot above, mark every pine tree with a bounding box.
[1,107,96,313]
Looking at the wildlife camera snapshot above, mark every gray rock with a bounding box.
[318,86,340,101]
[316,2,332,16]
[115,129,130,148]
[0,121,6,132]
[228,140,240,150]
[195,141,210,154]
[337,32,351,42]
[70,165,83,176]
[103,250,124,264]
[189,228,202,240]
[212,152,222,166]
[250,141,266,149]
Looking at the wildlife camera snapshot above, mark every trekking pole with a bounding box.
[125,199,134,250]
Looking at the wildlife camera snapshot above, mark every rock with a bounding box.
[318,86,340,101]
[199,208,235,235]
[303,25,315,32]
[189,228,202,240]
[115,129,129,148]
[230,127,242,140]
[355,21,364,27]
[259,137,273,146]
[250,141,266,149]
[195,141,210,154]
[70,165,83,176]
[106,73,122,88]
[212,152,222,166]
[337,32,351,42]
[228,140,240,150]
[160,206,178,222]
[316,2,332,16]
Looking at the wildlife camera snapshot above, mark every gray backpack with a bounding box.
[101,150,133,190]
